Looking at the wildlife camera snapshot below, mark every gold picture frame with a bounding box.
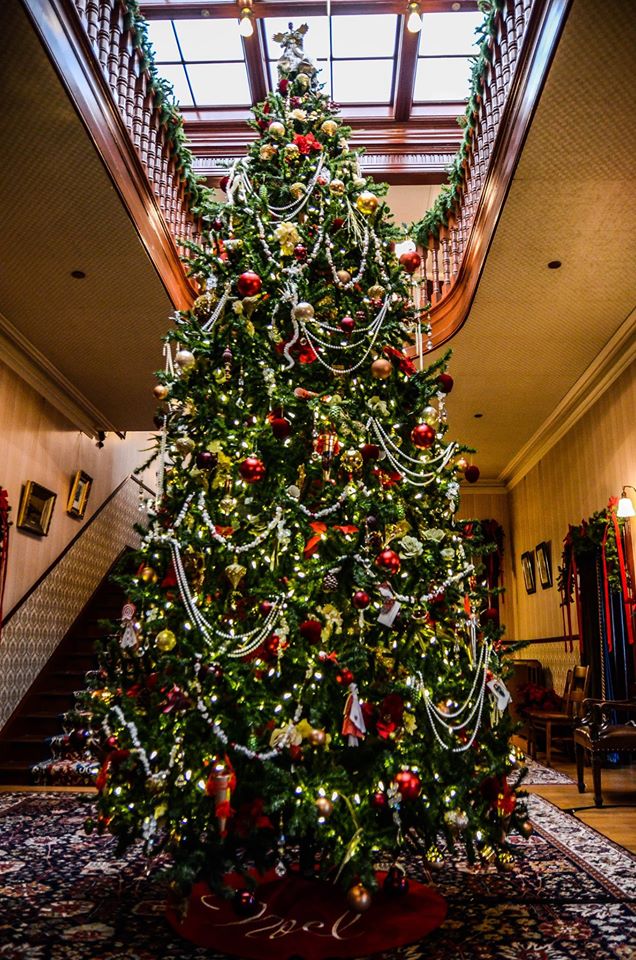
[17,481,57,537]
[67,470,93,519]
[521,550,536,595]
[535,541,553,589]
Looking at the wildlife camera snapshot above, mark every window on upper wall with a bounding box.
[146,18,252,107]
[263,14,399,104]
[413,11,483,102]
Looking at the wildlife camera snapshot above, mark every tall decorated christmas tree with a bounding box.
[88,24,527,919]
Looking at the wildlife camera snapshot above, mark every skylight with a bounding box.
[414,11,483,103]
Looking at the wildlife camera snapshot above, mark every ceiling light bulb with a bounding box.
[239,10,254,37]
[407,3,422,33]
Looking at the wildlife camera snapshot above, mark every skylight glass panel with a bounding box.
[154,63,193,105]
[332,59,393,104]
[187,62,251,106]
[265,17,330,61]
[174,18,245,62]
[419,12,483,56]
[331,15,398,58]
[146,20,180,61]
[414,56,471,101]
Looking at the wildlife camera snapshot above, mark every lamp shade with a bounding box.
[617,496,636,518]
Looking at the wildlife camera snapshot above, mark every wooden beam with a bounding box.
[393,15,420,122]
[243,20,269,103]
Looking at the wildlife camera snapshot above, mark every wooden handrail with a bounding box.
[417,0,572,349]
[21,0,202,310]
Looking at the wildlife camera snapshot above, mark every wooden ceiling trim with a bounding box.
[243,21,269,103]
[140,1,479,20]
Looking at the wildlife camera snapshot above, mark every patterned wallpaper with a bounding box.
[510,641,580,695]
[0,478,147,730]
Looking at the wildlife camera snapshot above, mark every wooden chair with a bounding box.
[526,665,590,766]
[574,699,636,806]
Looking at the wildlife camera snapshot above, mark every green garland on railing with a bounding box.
[123,1,212,217]
[411,0,505,245]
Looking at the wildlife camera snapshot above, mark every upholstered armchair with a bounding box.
[574,699,636,807]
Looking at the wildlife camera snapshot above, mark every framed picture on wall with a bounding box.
[17,481,57,537]
[521,550,536,595]
[67,471,93,519]
[535,541,553,589]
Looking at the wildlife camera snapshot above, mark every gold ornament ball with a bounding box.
[219,494,238,515]
[175,436,195,455]
[192,291,217,319]
[290,182,305,199]
[175,349,195,370]
[329,178,346,196]
[315,796,334,817]
[292,301,315,321]
[371,358,392,380]
[268,121,286,139]
[346,883,372,913]
[340,449,363,475]
[336,269,352,284]
[422,405,438,426]
[356,191,379,216]
[140,565,158,584]
[155,629,177,652]
[456,456,469,471]
[284,142,300,158]
[519,820,534,838]
[260,144,277,161]
[309,728,327,747]
[367,284,385,300]
[153,384,169,401]
[321,119,338,136]
[296,74,310,91]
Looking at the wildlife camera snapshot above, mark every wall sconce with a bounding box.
[406,1,423,33]
[617,485,636,518]
[238,0,254,38]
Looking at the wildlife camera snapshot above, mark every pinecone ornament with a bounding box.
[322,571,339,592]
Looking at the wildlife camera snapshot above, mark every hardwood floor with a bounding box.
[521,746,636,853]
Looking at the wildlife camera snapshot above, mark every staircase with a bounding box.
[0,566,127,786]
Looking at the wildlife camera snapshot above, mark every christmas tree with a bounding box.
[87,24,527,912]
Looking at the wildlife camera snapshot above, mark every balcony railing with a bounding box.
[414,0,571,349]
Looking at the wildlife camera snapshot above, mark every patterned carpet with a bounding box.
[0,790,634,959]
[518,757,575,785]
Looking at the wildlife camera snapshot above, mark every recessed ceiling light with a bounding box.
[70,270,86,279]
[474,413,483,418]
[547,260,562,269]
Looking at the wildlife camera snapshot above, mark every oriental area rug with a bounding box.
[0,791,634,960]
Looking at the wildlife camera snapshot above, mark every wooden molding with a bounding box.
[459,480,507,495]
[140,0,479,19]
[394,16,420,123]
[502,306,636,489]
[0,311,116,437]
[428,0,573,349]
[21,0,197,312]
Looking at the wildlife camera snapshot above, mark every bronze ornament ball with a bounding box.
[367,283,385,300]
[292,301,315,322]
[315,796,334,817]
[347,883,372,912]
[140,566,158,584]
[371,358,392,380]
[336,269,351,284]
[174,349,195,370]
[153,384,169,401]
[329,178,346,195]
[309,728,327,747]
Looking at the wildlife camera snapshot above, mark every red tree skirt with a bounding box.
[166,871,447,960]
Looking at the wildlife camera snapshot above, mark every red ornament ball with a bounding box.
[233,890,258,917]
[395,769,421,801]
[219,176,229,193]
[464,464,480,484]
[239,456,266,483]
[299,619,323,644]
[196,450,217,470]
[411,423,436,449]
[384,867,410,896]
[293,244,308,262]
[332,217,344,230]
[481,606,499,625]
[375,549,401,575]
[339,315,356,334]
[437,372,454,394]
[352,590,371,610]
[236,271,262,297]
[211,218,223,232]
[259,600,273,616]
[399,251,422,275]
[360,443,381,462]
[270,416,292,440]
[372,791,387,809]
